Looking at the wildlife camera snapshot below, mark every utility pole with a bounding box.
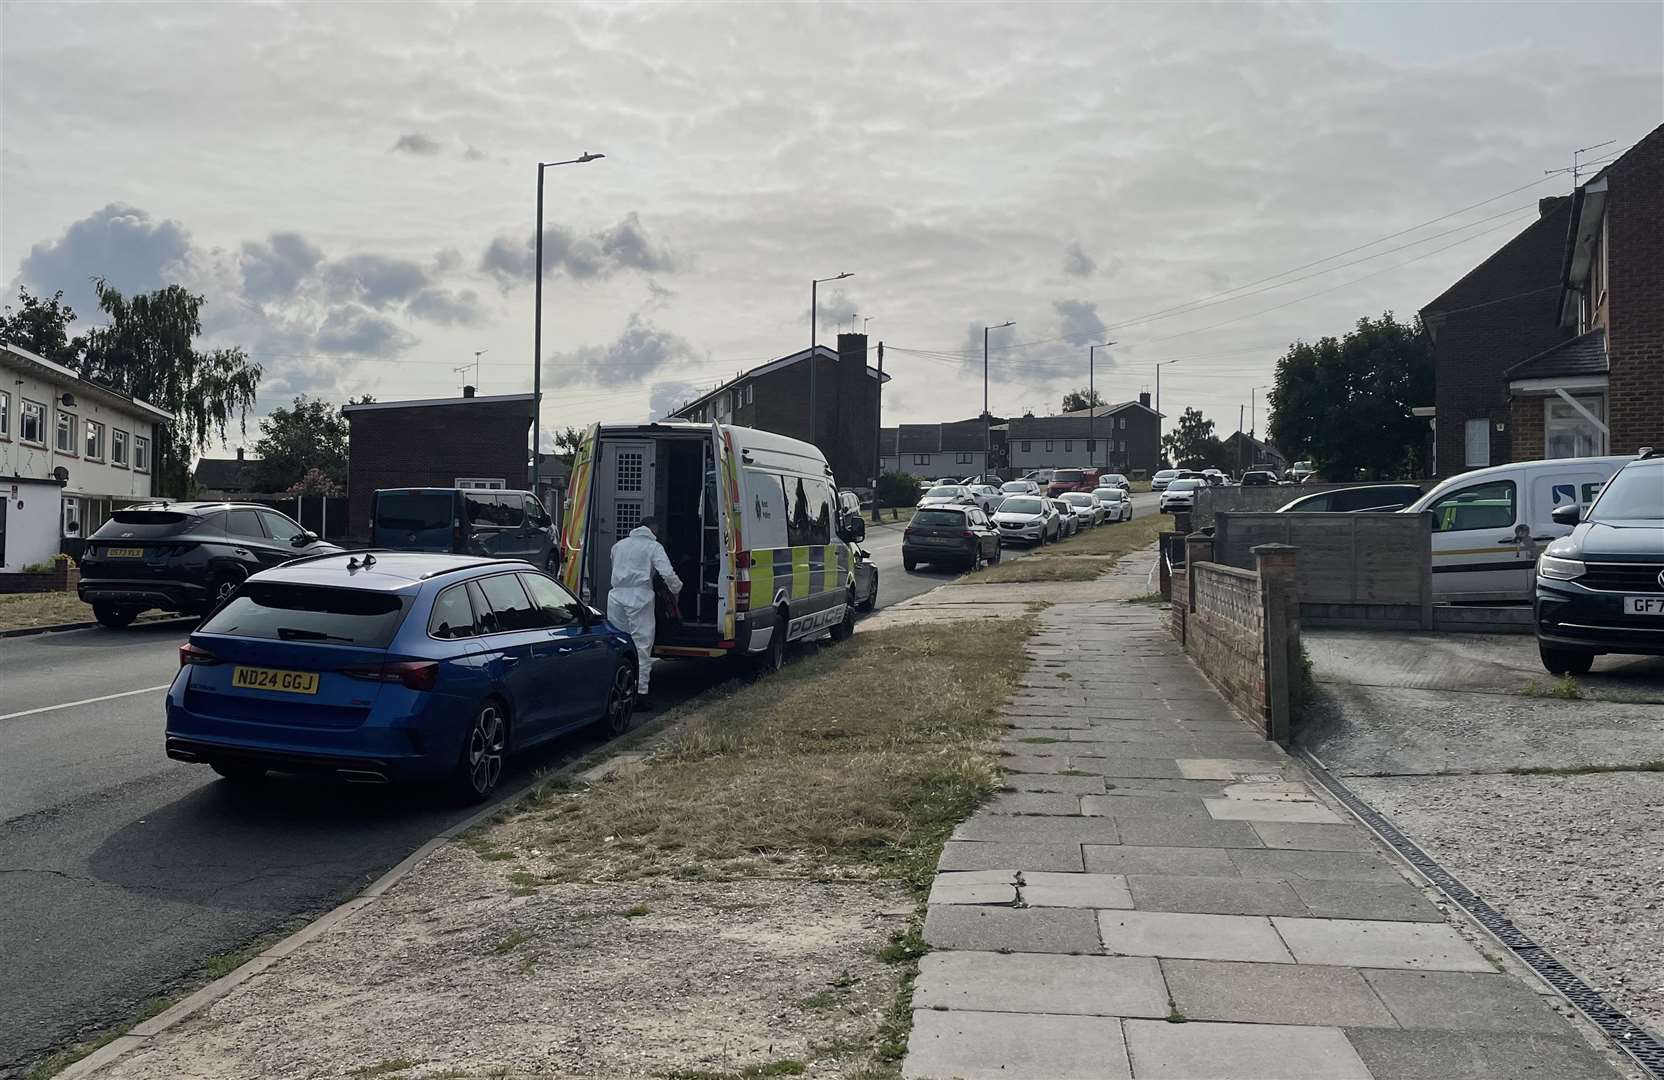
[871,341,884,523]
[1089,342,1116,471]
[983,321,1014,474]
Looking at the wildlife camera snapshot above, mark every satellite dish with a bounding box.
[60,392,78,408]
[52,466,69,482]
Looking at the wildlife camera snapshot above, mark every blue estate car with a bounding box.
[165,552,639,802]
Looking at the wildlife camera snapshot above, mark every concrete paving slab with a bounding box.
[982,791,1082,816]
[1116,816,1266,849]
[1361,969,1573,1033]
[925,904,1104,955]
[1102,778,1233,797]
[1229,848,1401,882]
[1098,910,1294,964]
[1249,822,1380,851]
[940,841,1084,872]
[1162,958,1397,1027]
[1000,753,1083,774]
[1070,757,1190,780]
[1004,773,1107,795]
[928,870,1019,906]
[904,1009,1130,1080]
[1082,844,1239,877]
[953,815,1122,844]
[1127,874,1309,916]
[1178,758,1292,780]
[1342,1028,1623,1080]
[1204,798,1345,824]
[1270,917,1493,971]
[1080,794,1212,819]
[1124,1018,1373,1079]
[1021,871,1133,909]
[1220,781,1318,801]
[914,951,1166,1017]
[1004,715,1095,729]
[1287,879,1443,922]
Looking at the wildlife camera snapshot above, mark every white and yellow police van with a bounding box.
[559,421,864,670]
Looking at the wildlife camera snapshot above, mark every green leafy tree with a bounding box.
[1160,407,1229,470]
[1267,313,1432,480]
[0,286,82,363]
[550,425,587,464]
[1061,387,1106,413]
[77,280,262,496]
[875,470,922,509]
[284,467,344,498]
[253,395,366,492]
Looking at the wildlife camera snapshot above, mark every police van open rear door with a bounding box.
[710,422,741,648]
[559,423,599,602]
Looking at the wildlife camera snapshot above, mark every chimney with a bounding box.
[1539,196,1561,217]
[462,385,476,398]
[236,447,244,461]
[1138,391,1151,408]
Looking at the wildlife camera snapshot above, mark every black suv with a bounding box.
[1534,452,1664,674]
[79,503,341,627]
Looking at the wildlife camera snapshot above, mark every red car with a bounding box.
[1046,468,1102,497]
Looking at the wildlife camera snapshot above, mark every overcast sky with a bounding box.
[3,1,1660,458]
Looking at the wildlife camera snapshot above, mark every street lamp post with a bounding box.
[983,321,1014,473]
[1089,341,1116,470]
[531,152,604,495]
[810,272,854,449]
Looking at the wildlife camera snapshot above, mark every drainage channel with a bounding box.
[1294,748,1664,1080]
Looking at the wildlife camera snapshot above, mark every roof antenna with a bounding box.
[363,552,377,567]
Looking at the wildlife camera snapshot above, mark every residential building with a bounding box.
[878,419,991,479]
[668,333,890,488]
[194,447,261,496]
[534,453,573,515]
[1,342,171,569]
[1418,196,1573,475]
[1008,395,1161,475]
[343,389,535,536]
[1221,432,1287,474]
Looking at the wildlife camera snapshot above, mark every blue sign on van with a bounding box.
[1552,483,1576,505]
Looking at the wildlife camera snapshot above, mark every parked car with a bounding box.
[1022,469,1056,486]
[1404,454,1630,602]
[928,476,964,488]
[1278,484,1425,513]
[959,474,1000,488]
[852,546,879,611]
[902,505,1002,571]
[992,495,1060,545]
[79,503,340,627]
[1093,486,1134,522]
[1098,473,1131,491]
[1151,469,1181,492]
[165,553,639,801]
[1061,491,1106,526]
[1050,498,1081,537]
[1046,468,1101,497]
[1534,452,1663,674]
[966,484,1005,513]
[371,488,558,571]
[1201,469,1227,487]
[1000,479,1042,497]
[1159,477,1205,514]
[1240,470,1280,487]
[917,484,977,509]
[1288,460,1317,482]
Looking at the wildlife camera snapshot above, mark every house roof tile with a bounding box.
[1505,328,1608,381]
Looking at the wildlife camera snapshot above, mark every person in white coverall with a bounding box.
[607,518,682,706]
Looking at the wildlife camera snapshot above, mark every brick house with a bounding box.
[1007,394,1161,475]
[668,332,890,489]
[878,420,991,479]
[193,447,261,495]
[342,390,534,535]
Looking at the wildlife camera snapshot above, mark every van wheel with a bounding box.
[830,594,856,641]
[449,698,508,804]
[93,604,138,629]
[758,611,788,674]
[1539,645,1594,676]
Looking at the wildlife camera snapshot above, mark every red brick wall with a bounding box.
[0,560,78,594]
[1509,397,1544,462]
[1605,126,1664,454]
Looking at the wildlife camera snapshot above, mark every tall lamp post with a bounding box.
[983,321,1014,473]
[1089,341,1117,470]
[531,151,604,495]
[810,272,854,448]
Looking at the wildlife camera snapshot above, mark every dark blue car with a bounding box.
[165,552,638,802]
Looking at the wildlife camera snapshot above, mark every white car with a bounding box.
[918,484,976,509]
[1061,491,1106,526]
[1092,486,1133,522]
[1159,477,1204,514]
[1099,473,1131,491]
[993,495,1060,545]
[966,484,1004,513]
[1050,497,1081,537]
[1201,469,1227,486]
[1000,479,1041,497]
[1151,469,1181,492]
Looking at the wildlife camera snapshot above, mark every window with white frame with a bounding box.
[85,419,105,460]
[1119,440,1127,453]
[56,410,76,453]
[955,451,972,464]
[21,399,45,444]
[744,384,753,405]
[0,390,9,439]
[913,454,930,465]
[456,477,506,489]
[1119,417,1127,429]
[1463,418,1490,467]
[1544,394,1606,459]
[134,435,151,472]
[112,428,129,466]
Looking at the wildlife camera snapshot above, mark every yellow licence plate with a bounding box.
[106,547,144,558]
[231,666,319,695]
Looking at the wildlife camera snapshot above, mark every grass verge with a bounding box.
[976,514,1165,584]
[1504,760,1664,777]
[0,591,96,632]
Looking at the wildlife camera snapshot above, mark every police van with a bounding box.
[559,422,865,670]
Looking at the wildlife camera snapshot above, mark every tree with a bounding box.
[253,395,356,493]
[1061,387,1106,413]
[0,286,81,363]
[77,280,262,497]
[1161,407,1229,470]
[1267,313,1432,480]
[284,467,344,498]
[550,425,586,464]
[875,470,922,510]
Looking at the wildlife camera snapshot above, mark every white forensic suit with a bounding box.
[606,526,683,694]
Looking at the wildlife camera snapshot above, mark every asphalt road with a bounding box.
[0,493,1159,1075]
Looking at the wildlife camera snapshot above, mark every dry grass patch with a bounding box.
[975,515,1164,584]
[0,591,95,632]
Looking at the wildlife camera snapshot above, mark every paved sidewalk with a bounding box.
[903,601,1627,1080]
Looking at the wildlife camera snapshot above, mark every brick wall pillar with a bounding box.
[1159,531,1177,598]
[1253,543,1299,743]
[1172,509,1192,535]
[1184,534,1214,616]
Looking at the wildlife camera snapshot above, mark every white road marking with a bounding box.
[0,684,172,721]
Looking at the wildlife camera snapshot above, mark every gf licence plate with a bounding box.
[1624,596,1664,616]
[232,666,319,694]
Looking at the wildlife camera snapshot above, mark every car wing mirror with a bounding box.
[1550,504,1581,526]
[293,531,317,546]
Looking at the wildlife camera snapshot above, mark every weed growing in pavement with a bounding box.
[665,1062,807,1080]
[1017,735,1063,743]
[490,930,532,955]
[1520,675,1584,700]
[622,904,652,917]
[348,1060,418,1078]
[1126,592,1166,605]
